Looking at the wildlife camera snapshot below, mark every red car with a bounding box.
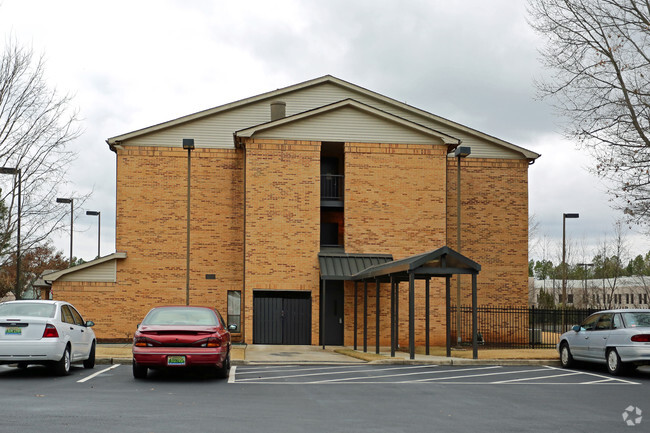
[132,306,234,379]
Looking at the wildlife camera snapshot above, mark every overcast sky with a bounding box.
[1,0,648,265]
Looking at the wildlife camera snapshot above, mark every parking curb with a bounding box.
[96,357,560,367]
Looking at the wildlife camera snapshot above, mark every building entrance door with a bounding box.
[321,281,344,345]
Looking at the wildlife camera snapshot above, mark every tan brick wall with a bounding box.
[344,143,449,347]
[243,139,321,344]
[55,146,244,340]
[53,141,530,347]
[446,157,529,341]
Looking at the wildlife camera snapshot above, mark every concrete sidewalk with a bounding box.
[96,343,560,366]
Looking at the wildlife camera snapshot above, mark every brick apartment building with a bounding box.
[45,76,540,346]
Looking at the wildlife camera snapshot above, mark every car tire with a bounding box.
[215,352,231,379]
[83,341,96,369]
[53,346,71,376]
[17,362,28,369]
[132,360,148,379]
[560,342,574,369]
[606,348,626,376]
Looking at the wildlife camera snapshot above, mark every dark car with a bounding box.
[132,306,233,379]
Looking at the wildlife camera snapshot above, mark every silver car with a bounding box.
[557,309,650,375]
[0,300,96,375]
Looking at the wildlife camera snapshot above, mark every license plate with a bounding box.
[5,327,21,335]
[167,355,186,366]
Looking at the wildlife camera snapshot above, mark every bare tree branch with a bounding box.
[0,38,88,296]
[528,0,650,225]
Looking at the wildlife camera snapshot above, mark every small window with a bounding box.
[228,291,241,333]
[567,294,574,304]
[68,306,85,326]
[596,314,613,330]
[61,305,75,324]
[613,314,623,329]
[581,314,601,331]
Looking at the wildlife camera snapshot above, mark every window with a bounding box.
[228,291,241,333]
[68,306,85,326]
[595,314,612,330]
[613,314,623,329]
[581,314,601,331]
[567,294,574,304]
[61,305,75,324]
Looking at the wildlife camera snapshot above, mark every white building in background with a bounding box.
[529,276,650,308]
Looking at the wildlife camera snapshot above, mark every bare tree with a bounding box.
[0,39,86,297]
[528,0,650,224]
[593,220,630,308]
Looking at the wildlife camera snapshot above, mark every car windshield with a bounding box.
[142,307,218,326]
[0,302,56,318]
[621,312,650,328]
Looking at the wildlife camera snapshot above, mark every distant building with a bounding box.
[530,276,650,308]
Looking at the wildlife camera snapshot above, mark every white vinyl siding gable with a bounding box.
[246,105,446,145]
[55,260,118,283]
[119,80,534,159]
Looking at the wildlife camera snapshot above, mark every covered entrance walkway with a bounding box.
[319,247,481,360]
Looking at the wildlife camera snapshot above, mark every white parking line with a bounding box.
[406,367,550,383]
[543,365,640,385]
[311,366,497,384]
[235,365,434,382]
[236,364,364,376]
[77,364,121,383]
[228,366,237,383]
[492,371,583,384]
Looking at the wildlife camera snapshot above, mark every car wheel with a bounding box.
[215,352,231,379]
[606,348,626,376]
[83,341,96,369]
[560,342,574,368]
[53,346,71,376]
[132,360,148,379]
[16,362,28,369]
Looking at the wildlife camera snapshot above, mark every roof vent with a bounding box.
[270,101,286,121]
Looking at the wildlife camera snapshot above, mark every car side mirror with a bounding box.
[572,325,581,332]
[85,321,95,327]
[228,324,238,331]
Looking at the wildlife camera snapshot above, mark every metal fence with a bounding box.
[450,306,599,349]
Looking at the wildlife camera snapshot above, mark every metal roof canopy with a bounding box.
[342,246,481,360]
[318,252,394,281]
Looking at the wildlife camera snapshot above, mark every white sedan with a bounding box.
[0,300,96,375]
[557,309,650,375]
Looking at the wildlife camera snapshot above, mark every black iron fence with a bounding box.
[449,305,599,349]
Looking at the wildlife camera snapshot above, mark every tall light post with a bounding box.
[86,210,101,259]
[183,138,195,306]
[454,145,471,344]
[562,213,579,305]
[57,197,74,267]
[1,167,21,296]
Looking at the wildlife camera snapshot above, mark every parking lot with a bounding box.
[231,364,645,385]
[1,362,649,433]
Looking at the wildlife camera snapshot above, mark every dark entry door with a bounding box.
[321,281,344,345]
[253,291,311,344]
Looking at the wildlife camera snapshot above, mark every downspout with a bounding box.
[242,139,247,344]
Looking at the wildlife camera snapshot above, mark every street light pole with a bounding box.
[182,138,195,306]
[562,213,579,305]
[57,197,74,266]
[1,167,21,296]
[86,210,101,258]
[454,146,471,344]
